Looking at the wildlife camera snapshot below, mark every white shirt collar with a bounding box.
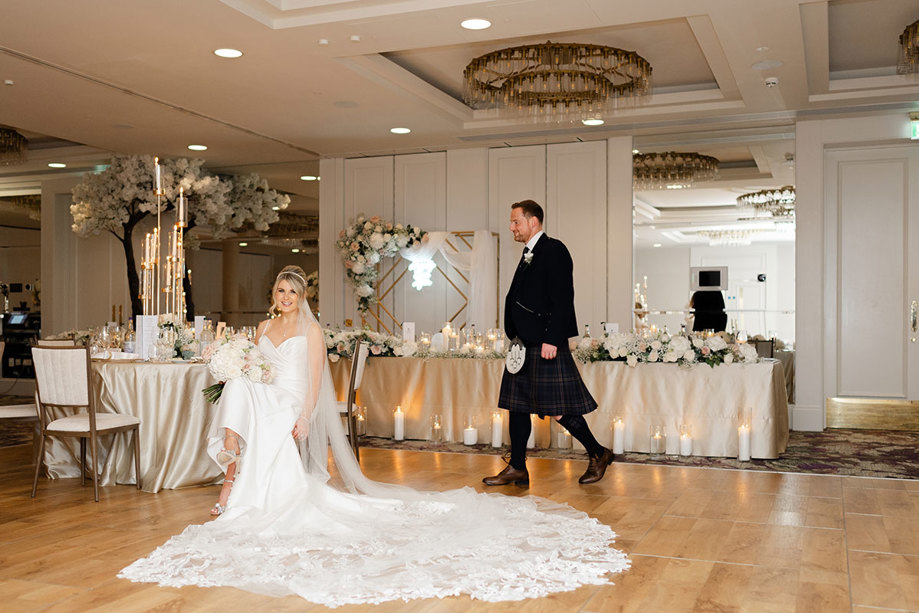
[525,230,544,252]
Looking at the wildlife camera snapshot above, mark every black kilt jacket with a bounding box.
[499,233,597,416]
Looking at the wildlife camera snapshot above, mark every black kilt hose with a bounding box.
[499,232,597,416]
[498,346,597,415]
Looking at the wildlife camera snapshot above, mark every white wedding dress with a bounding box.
[119,321,629,607]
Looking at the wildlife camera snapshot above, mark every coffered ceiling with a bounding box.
[0,0,917,221]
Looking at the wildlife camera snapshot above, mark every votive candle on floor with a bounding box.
[393,406,405,441]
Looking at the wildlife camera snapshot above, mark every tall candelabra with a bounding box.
[140,157,187,319]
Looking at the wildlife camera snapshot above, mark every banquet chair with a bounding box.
[337,340,369,461]
[31,345,141,501]
[751,339,775,358]
[36,339,76,346]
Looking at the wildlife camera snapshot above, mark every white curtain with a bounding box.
[400,230,497,328]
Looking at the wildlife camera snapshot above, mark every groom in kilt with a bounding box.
[484,200,614,486]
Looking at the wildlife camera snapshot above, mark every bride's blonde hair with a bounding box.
[270,265,309,317]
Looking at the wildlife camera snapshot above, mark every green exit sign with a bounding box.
[912,121,919,140]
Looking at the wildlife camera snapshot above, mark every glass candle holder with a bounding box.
[649,425,666,458]
[355,406,367,437]
[490,411,504,448]
[463,415,477,445]
[430,413,443,443]
[556,426,572,449]
[679,423,692,456]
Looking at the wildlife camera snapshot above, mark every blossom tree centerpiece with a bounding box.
[71,155,289,320]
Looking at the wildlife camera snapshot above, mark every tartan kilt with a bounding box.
[498,346,597,416]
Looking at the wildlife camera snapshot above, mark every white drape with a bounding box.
[400,230,497,328]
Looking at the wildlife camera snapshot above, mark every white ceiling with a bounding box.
[0,0,917,225]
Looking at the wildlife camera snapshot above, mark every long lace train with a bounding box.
[119,486,628,607]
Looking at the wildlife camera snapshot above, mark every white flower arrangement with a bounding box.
[201,334,272,403]
[157,316,197,359]
[320,327,762,369]
[335,215,426,314]
[323,327,503,361]
[589,331,761,368]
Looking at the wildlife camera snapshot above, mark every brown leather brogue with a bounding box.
[578,447,615,484]
[483,464,529,486]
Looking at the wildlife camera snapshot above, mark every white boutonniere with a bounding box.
[523,251,534,266]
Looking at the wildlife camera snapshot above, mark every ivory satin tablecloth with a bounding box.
[331,357,789,459]
[43,361,222,493]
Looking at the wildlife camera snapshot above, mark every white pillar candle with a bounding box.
[440,323,452,352]
[612,418,625,454]
[491,412,503,448]
[557,429,572,449]
[679,433,692,456]
[393,406,405,441]
[738,424,751,461]
[154,156,162,193]
[463,427,477,445]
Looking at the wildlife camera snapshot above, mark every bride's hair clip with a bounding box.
[277,271,307,285]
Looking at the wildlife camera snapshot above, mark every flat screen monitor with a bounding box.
[7,312,27,325]
[690,266,728,291]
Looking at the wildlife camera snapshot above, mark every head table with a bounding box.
[330,357,789,458]
[41,356,787,493]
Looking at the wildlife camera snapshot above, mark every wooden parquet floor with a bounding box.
[2,443,919,612]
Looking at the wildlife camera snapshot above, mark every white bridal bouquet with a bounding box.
[201,334,272,403]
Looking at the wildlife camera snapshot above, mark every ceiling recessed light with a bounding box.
[581,118,605,126]
[318,39,329,45]
[756,46,770,53]
[214,48,243,58]
[300,175,318,181]
[632,149,640,154]
[350,35,361,42]
[239,242,248,247]
[390,127,411,134]
[187,144,208,151]
[272,206,280,211]
[291,248,300,253]
[47,162,66,168]
[3,79,14,86]
[461,18,491,30]
[653,243,662,248]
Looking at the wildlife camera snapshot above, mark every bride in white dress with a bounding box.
[119,265,629,607]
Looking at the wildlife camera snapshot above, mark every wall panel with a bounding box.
[548,141,607,332]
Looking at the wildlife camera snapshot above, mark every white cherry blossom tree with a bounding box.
[71,155,288,319]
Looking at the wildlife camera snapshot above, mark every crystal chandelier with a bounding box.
[0,128,27,166]
[463,41,651,122]
[698,230,756,247]
[632,152,719,190]
[898,19,919,75]
[736,186,795,218]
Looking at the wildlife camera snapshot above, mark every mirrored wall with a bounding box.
[632,130,796,346]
